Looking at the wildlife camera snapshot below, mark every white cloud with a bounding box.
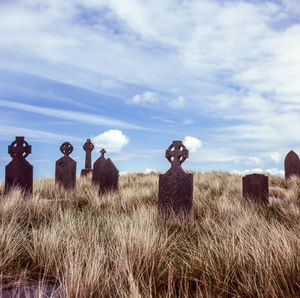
[245,156,263,166]
[183,119,194,125]
[168,96,184,109]
[270,152,281,163]
[128,91,159,104]
[232,168,284,177]
[144,168,156,174]
[92,130,129,153]
[183,136,202,153]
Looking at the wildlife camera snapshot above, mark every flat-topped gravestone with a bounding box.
[158,140,193,217]
[284,150,300,179]
[5,136,33,194]
[55,142,76,190]
[242,173,269,203]
[81,138,94,177]
[92,148,119,194]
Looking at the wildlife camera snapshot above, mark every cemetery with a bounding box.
[0,136,299,297]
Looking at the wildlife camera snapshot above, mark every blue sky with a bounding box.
[1,0,300,179]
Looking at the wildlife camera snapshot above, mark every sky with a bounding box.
[0,0,300,179]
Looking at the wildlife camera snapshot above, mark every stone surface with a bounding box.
[158,140,193,216]
[81,138,94,177]
[284,150,300,179]
[55,142,76,190]
[242,173,269,203]
[5,136,33,194]
[92,148,119,193]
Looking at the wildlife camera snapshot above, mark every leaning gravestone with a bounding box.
[158,140,193,217]
[242,173,269,203]
[55,142,76,190]
[81,138,94,177]
[92,148,119,193]
[284,150,300,179]
[5,136,33,194]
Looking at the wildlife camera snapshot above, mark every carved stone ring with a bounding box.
[60,142,73,156]
[8,136,31,159]
[83,139,94,152]
[165,140,189,167]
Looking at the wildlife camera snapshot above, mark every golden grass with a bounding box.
[0,172,299,297]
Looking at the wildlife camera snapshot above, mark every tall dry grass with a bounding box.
[0,172,299,297]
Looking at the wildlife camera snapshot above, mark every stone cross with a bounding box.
[284,150,300,179]
[242,173,269,203]
[92,148,119,194]
[5,136,33,194]
[55,142,76,190]
[158,140,193,217]
[80,138,94,177]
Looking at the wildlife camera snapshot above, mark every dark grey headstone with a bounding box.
[5,136,33,195]
[158,140,193,217]
[55,142,76,190]
[284,150,300,179]
[81,138,94,177]
[92,148,119,193]
[242,173,269,203]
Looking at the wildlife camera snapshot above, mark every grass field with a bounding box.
[0,172,299,297]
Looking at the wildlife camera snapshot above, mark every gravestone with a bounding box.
[80,138,94,176]
[158,140,193,217]
[284,150,300,179]
[242,173,269,203]
[5,136,33,194]
[55,142,76,190]
[92,148,119,193]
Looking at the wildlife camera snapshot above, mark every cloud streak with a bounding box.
[0,124,83,143]
[0,99,151,131]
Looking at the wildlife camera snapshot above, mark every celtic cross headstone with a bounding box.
[242,173,269,203]
[5,136,33,194]
[158,140,193,217]
[55,142,76,189]
[284,150,300,179]
[81,138,94,176]
[92,148,119,194]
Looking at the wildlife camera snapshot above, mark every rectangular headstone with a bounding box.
[158,141,193,217]
[5,136,33,195]
[284,150,300,179]
[92,148,119,193]
[55,142,76,190]
[242,173,269,203]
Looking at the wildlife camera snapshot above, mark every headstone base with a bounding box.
[158,166,193,216]
[80,169,93,177]
[5,159,33,194]
[242,173,269,204]
[55,156,76,190]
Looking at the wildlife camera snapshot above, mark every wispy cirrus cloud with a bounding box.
[0,99,151,131]
[0,124,83,143]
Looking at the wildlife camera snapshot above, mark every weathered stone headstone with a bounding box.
[158,140,193,217]
[92,148,119,193]
[242,173,269,203]
[55,142,76,190]
[284,150,300,179]
[80,138,94,176]
[5,136,33,194]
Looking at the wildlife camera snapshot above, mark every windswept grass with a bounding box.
[0,172,299,297]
